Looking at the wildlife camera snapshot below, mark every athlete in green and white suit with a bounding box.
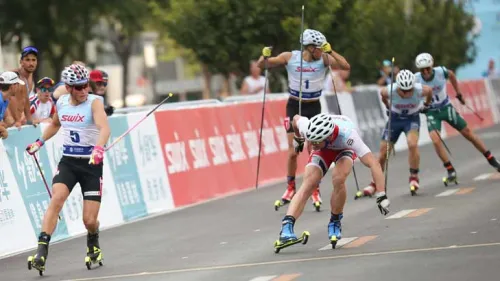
[414,53,500,184]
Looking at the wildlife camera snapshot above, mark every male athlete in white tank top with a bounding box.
[26,63,111,274]
[256,29,351,211]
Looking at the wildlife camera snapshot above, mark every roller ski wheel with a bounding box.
[274,200,282,211]
[410,185,418,196]
[27,255,45,276]
[330,235,340,249]
[273,231,310,253]
[313,201,321,212]
[85,254,103,270]
[274,199,289,211]
[354,191,363,200]
[442,176,458,187]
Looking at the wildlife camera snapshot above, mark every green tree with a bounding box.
[152,0,341,97]
[321,0,476,84]
[0,0,102,78]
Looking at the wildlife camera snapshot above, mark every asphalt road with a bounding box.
[2,125,500,281]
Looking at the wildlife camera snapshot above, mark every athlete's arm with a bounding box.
[349,130,385,193]
[92,99,111,147]
[324,52,350,71]
[422,85,433,106]
[292,115,310,138]
[380,87,389,109]
[40,111,61,142]
[52,85,67,101]
[256,52,292,69]
[447,69,462,96]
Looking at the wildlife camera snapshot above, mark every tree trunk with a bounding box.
[219,73,230,99]
[121,52,129,107]
[201,63,211,99]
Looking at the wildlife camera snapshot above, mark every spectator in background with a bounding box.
[29,77,56,125]
[377,59,399,86]
[482,58,499,78]
[1,71,27,137]
[89,69,114,116]
[8,46,37,128]
[239,60,270,95]
[323,65,351,93]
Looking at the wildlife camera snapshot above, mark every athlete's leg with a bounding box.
[331,157,353,215]
[79,161,104,263]
[427,110,456,177]
[41,184,71,235]
[29,158,77,271]
[407,128,420,191]
[364,117,399,196]
[279,149,332,242]
[407,130,420,171]
[285,165,323,219]
[279,165,322,242]
[457,123,500,171]
[328,155,353,243]
[280,99,300,204]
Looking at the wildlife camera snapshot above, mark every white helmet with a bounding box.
[301,29,326,46]
[305,113,336,142]
[396,69,416,90]
[61,64,89,86]
[415,53,434,68]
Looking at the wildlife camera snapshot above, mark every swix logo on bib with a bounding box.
[295,66,318,73]
[395,104,417,109]
[61,114,84,122]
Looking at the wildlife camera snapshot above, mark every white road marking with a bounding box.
[318,237,359,251]
[61,242,500,281]
[474,173,492,181]
[436,189,459,197]
[385,209,417,219]
[249,276,277,281]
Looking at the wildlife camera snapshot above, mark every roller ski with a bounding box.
[358,182,376,199]
[311,187,322,212]
[27,232,50,276]
[274,216,310,253]
[85,231,103,270]
[328,214,342,249]
[354,189,364,200]
[409,176,419,196]
[442,170,458,186]
[274,181,295,211]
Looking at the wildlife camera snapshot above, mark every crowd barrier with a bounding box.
[1,78,499,258]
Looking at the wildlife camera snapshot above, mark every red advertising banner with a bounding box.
[445,80,495,137]
[154,98,309,207]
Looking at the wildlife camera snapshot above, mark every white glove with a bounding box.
[376,192,390,216]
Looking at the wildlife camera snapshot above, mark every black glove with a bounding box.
[293,136,305,153]
[104,105,115,116]
[385,109,390,117]
[456,93,465,105]
[376,193,390,216]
